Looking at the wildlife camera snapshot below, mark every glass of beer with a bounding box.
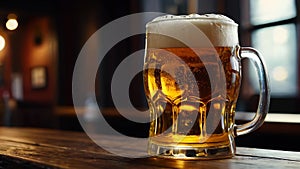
[143,14,270,159]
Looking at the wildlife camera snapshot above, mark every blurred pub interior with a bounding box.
[0,0,299,151]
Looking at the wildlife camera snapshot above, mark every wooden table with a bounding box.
[0,127,299,169]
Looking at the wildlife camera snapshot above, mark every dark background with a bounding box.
[0,0,299,151]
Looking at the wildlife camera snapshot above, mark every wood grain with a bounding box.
[0,127,299,169]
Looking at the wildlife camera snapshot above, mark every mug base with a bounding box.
[148,140,235,160]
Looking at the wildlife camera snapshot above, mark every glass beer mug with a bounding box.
[143,14,270,159]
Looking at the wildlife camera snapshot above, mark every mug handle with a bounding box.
[234,47,271,136]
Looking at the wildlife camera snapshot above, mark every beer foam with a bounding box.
[146,14,239,48]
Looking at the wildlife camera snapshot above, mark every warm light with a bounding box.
[6,13,18,31]
[273,27,288,44]
[6,18,18,30]
[0,35,5,51]
[272,66,288,81]
[213,103,222,110]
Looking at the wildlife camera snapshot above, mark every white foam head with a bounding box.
[146,14,239,48]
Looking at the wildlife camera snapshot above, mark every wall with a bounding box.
[0,30,11,98]
[20,17,58,104]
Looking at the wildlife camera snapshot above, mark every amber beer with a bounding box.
[144,14,270,159]
[144,46,240,155]
[144,46,240,138]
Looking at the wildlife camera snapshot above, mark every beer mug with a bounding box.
[143,14,270,159]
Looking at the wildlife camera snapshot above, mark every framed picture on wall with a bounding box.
[31,66,47,89]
